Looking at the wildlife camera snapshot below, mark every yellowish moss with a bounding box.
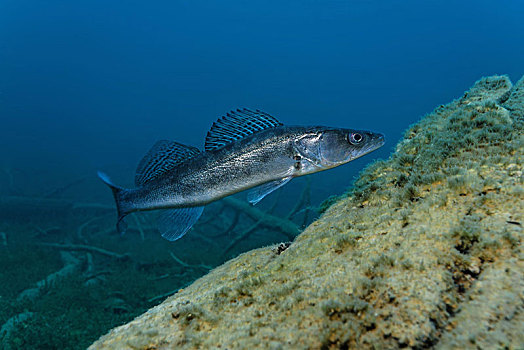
[90,75,523,350]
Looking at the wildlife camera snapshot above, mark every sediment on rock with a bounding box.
[90,75,524,350]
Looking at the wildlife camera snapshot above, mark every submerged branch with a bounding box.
[17,251,83,302]
[169,252,212,270]
[43,176,88,198]
[222,218,264,256]
[222,197,300,240]
[0,312,35,345]
[286,178,311,220]
[206,211,240,238]
[39,243,130,261]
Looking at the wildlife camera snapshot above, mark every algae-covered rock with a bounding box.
[90,75,523,349]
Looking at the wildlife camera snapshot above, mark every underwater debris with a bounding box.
[103,297,131,315]
[39,242,131,261]
[16,251,83,303]
[274,242,291,255]
[0,312,34,347]
[169,252,212,271]
[0,116,344,349]
[88,74,522,349]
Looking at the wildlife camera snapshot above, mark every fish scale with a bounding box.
[99,108,385,241]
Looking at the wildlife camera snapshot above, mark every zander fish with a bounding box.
[99,108,385,241]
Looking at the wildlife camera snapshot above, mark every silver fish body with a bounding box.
[99,109,385,241]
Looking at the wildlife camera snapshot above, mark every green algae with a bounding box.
[90,75,524,349]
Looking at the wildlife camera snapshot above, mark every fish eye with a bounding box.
[348,133,363,145]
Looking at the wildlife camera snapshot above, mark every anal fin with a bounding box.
[247,177,292,205]
[157,206,204,241]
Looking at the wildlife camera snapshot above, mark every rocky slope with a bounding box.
[90,75,523,349]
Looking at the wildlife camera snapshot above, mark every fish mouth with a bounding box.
[353,133,385,159]
[374,133,386,149]
[364,133,385,153]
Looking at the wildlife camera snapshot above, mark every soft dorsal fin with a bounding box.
[135,140,200,186]
[204,108,283,152]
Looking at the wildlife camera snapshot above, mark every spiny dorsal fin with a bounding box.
[135,140,200,186]
[204,108,283,152]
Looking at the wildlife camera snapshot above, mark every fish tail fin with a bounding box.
[97,171,131,235]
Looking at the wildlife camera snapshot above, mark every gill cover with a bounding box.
[293,133,322,165]
[318,130,355,166]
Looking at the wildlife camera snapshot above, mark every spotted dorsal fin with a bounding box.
[135,140,200,186]
[204,108,283,152]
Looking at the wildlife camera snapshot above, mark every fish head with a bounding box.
[294,127,385,171]
[319,128,385,167]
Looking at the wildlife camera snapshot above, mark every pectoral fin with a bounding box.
[157,206,204,241]
[247,177,292,205]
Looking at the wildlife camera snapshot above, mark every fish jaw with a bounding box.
[347,132,385,162]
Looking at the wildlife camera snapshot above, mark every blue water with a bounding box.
[0,0,522,348]
[2,1,523,195]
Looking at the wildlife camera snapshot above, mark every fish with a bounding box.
[98,108,385,241]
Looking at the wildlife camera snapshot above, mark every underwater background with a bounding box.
[0,0,522,348]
